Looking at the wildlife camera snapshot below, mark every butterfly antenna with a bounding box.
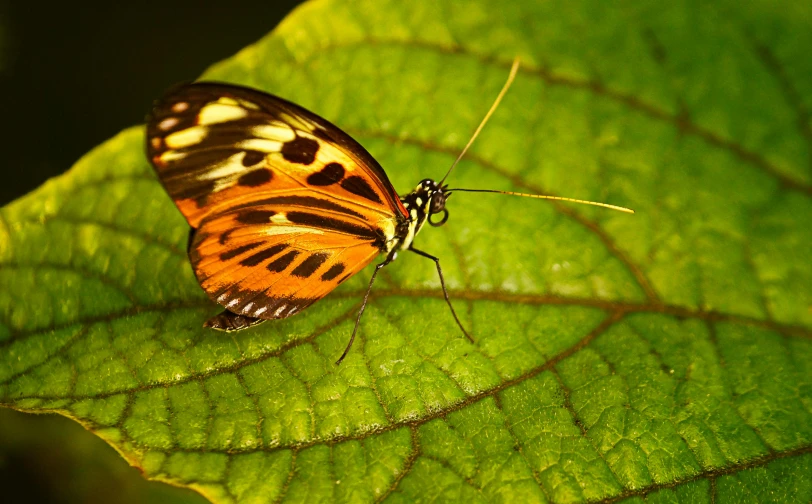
[439,57,521,186]
[446,188,635,213]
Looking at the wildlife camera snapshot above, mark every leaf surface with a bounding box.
[1,0,810,502]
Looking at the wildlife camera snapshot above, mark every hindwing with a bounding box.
[190,194,384,319]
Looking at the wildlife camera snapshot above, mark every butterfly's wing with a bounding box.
[146,82,408,228]
[190,197,383,319]
[146,82,407,320]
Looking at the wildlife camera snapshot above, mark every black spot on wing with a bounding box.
[340,176,382,204]
[242,150,266,166]
[291,253,329,278]
[321,263,345,281]
[219,229,235,244]
[238,168,273,187]
[240,243,289,266]
[236,210,276,224]
[220,242,263,261]
[286,211,379,241]
[267,250,300,272]
[281,136,319,165]
[307,163,344,186]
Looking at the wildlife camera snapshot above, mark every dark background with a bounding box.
[0,1,302,502]
[0,1,303,206]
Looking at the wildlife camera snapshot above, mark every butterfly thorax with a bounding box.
[391,179,450,253]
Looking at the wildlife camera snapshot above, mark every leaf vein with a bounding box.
[26,214,185,258]
[376,425,420,503]
[748,34,812,176]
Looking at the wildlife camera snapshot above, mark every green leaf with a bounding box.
[1,0,811,502]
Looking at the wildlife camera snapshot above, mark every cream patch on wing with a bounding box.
[236,99,260,110]
[262,226,326,236]
[279,112,317,132]
[196,152,246,181]
[159,150,188,163]
[198,103,248,125]
[236,139,283,152]
[158,117,179,131]
[252,123,296,142]
[165,126,207,149]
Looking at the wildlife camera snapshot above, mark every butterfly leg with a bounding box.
[335,251,397,365]
[204,310,265,332]
[408,246,474,343]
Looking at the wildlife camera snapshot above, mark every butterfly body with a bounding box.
[146,83,451,334]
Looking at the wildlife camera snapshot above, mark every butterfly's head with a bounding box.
[404,179,450,227]
[395,179,450,251]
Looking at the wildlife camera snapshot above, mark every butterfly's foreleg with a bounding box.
[408,246,474,343]
[335,252,396,365]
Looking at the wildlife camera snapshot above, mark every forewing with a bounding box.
[146,82,408,228]
[191,200,384,320]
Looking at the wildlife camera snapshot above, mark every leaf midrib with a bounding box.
[6,294,809,434]
[2,284,809,400]
[4,311,619,451]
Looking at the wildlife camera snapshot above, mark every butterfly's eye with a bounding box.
[429,191,446,214]
[428,191,449,226]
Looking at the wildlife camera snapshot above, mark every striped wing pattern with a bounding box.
[191,192,384,319]
[145,83,407,321]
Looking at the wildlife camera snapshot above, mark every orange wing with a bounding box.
[190,194,383,319]
[145,83,408,320]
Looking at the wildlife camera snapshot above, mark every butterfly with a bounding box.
[145,59,633,364]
